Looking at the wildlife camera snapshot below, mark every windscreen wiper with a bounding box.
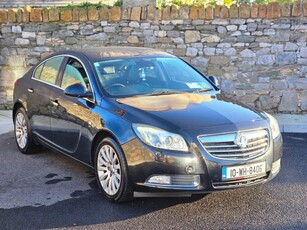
[143,90,187,96]
[192,88,213,93]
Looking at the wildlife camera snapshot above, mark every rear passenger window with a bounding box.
[40,57,64,85]
[33,64,44,79]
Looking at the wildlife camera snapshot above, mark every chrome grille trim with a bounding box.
[213,148,265,158]
[198,129,270,160]
[208,142,267,153]
[212,173,269,189]
[206,144,237,149]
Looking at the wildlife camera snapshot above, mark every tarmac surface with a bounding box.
[0,110,13,135]
[0,131,306,230]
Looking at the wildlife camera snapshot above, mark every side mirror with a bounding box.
[208,76,219,88]
[64,83,93,99]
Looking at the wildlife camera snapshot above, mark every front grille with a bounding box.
[212,173,269,189]
[198,129,269,159]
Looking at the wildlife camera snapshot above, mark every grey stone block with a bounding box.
[273,80,288,90]
[52,30,74,38]
[39,24,59,32]
[15,38,30,46]
[237,36,255,43]
[278,92,298,112]
[212,19,229,25]
[230,19,246,25]
[191,56,208,66]
[217,26,226,34]
[226,25,237,31]
[240,49,256,58]
[22,32,36,39]
[276,52,297,65]
[300,47,307,58]
[80,25,94,35]
[12,26,22,34]
[256,55,275,65]
[103,27,116,33]
[284,42,298,51]
[186,47,198,57]
[271,44,284,54]
[203,48,215,56]
[224,48,236,56]
[85,33,108,41]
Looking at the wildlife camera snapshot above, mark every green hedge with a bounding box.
[157,0,295,8]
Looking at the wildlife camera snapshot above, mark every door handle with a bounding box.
[28,88,34,93]
[51,100,59,107]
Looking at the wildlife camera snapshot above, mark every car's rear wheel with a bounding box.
[95,137,133,202]
[14,107,37,154]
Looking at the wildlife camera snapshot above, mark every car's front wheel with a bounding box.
[14,107,37,154]
[95,137,133,202]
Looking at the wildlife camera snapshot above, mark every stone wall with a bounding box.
[0,2,307,113]
[0,0,113,7]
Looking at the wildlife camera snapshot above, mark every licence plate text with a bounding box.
[222,162,266,180]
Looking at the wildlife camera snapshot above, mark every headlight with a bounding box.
[264,112,281,140]
[132,124,189,152]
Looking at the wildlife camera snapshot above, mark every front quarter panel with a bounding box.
[88,101,136,163]
[273,134,283,162]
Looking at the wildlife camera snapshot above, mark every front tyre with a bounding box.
[95,138,133,202]
[14,107,37,154]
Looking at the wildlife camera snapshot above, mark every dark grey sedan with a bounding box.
[13,47,282,202]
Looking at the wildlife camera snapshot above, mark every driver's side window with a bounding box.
[61,58,91,91]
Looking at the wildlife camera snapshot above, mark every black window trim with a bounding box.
[31,54,96,101]
[59,57,92,92]
[33,62,45,80]
[31,55,65,90]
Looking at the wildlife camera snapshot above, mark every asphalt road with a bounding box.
[0,132,306,230]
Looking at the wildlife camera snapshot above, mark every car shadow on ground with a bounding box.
[1,182,208,229]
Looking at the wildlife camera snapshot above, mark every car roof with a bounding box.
[54,46,175,61]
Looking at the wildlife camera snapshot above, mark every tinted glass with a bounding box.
[33,64,44,79]
[40,57,64,85]
[93,57,213,97]
[61,59,87,89]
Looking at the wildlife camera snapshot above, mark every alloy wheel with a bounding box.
[97,145,121,196]
[15,112,28,149]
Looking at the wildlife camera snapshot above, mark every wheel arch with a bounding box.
[91,129,122,166]
[13,101,26,120]
[91,128,133,202]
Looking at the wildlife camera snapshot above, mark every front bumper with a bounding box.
[122,128,283,196]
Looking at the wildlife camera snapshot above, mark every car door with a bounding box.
[49,56,94,156]
[27,56,64,142]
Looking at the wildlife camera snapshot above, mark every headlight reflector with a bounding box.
[132,124,189,152]
[264,112,281,140]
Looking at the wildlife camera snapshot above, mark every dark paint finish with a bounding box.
[115,94,264,132]
[64,83,93,98]
[13,47,282,195]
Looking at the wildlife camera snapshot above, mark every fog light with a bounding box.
[146,175,200,187]
[271,159,281,174]
[147,175,171,184]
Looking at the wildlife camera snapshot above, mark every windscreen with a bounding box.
[93,57,213,97]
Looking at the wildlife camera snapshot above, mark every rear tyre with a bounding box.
[95,137,133,202]
[14,107,38,154]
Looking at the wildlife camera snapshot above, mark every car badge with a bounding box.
[234,134,248,148]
